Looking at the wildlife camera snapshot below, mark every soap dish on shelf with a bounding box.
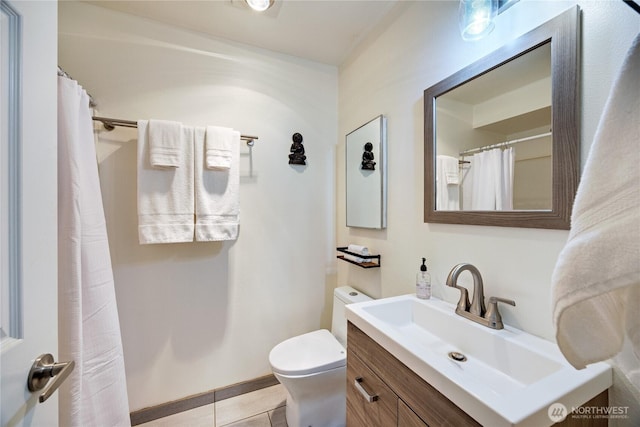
[336,247,381,268]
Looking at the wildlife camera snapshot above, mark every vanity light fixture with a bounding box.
[458,0,521,41]
[458,0,498,41]
[245,0,274,12]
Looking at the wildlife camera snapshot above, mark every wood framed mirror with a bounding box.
[424,6,580,229]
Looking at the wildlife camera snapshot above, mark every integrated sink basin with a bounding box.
[346,294,612,427]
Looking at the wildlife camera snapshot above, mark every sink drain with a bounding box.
[448,351,467,362]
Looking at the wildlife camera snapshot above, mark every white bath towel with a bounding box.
[344,254,367,264]
[439,155,460,185]
[195,127,240,241]
[206,126,234,170]
[148,119,182,168]
[436,155,460,210]
[137,120,194,244]
[347,244,369,256]
[551,33,640,369]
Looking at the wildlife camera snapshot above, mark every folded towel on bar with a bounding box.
[148,119,183,168]
[195,126,240,241]
[436,155,460,210]
[347,244,369,255]
[438,155,460,185]
[551,33,640,369]
[137,120,194,244]
[205,126,234,170]
[343,254,367,264]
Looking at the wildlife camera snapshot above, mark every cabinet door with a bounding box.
[347,350,397,427]
[399,400,429,427]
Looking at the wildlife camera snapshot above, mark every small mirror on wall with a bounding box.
[346,115,387,229]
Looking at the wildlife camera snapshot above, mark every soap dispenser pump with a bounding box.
[416,258,431,300]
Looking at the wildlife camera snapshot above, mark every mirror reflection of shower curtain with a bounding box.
[466,147,515,210]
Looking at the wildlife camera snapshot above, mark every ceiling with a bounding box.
[86,0,402,66]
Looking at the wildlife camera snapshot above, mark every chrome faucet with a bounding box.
[445,263,515,330]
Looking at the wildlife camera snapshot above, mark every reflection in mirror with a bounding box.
[346,115,387,229]
[425,6,580,229]
[436,42,552,211]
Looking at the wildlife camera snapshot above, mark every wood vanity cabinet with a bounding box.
[346,322,608,427]
[347,322,480,427]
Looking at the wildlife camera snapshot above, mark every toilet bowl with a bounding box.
[269,286,372,427]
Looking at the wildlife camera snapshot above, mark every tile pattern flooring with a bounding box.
[139,384,288,427]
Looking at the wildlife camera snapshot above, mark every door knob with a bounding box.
[27,353,75,403]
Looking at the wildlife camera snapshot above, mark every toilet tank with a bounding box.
[331,286,372,347]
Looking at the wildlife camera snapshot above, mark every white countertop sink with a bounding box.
[346,294,612,427]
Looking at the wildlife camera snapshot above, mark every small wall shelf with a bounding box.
[336,247,381,269]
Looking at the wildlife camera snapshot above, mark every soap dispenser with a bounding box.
[416,258,431,300]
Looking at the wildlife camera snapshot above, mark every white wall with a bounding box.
[337,0,639,420]
[59,1,337,411]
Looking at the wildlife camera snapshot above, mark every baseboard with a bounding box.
[130,374,280,426]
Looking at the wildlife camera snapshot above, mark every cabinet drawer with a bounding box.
[348,322,480,427]
[346,349,397,427]
[399,400,428,427]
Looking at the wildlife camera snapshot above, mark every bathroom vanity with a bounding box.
[347,322,478,426]
[345,295,611,427]
[347,322,608,426]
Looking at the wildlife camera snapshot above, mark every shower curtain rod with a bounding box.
[58,68,259,145]
[58,66,97,108]
[459,131,552,156]
[92,116,259,145]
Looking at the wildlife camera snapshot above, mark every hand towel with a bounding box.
[344,254,367,264]
[137,120,194,244]
[148,119,183,168]
[195,127,240,241]
[436,155,460,210]
[347,244,369,256]
[438,155,460,185]
[551,33,640,369]
[206,126,234,170]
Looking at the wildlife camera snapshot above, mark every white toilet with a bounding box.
[269,286,372,427]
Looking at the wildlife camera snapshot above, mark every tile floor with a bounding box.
[139,384,288,427]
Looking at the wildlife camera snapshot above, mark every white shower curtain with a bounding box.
[58,77,131,426]
[469,147,514,210]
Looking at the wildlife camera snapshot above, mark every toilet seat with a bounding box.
[269,329,346,376]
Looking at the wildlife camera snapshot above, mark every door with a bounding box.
[1,1,59,425]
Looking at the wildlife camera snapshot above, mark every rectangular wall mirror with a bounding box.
[346,115,387,229]
[424,6,580,229]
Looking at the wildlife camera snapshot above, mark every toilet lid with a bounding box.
[269,329,346,376]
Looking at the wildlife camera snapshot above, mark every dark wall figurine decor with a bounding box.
[288,132,306,165]
[361,142,376,170]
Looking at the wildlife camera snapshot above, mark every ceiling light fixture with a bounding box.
[245,0,274,12]
[458,0,498,41]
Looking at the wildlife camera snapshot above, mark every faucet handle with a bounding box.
[484,297,516,330]
[451,285,470,313]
